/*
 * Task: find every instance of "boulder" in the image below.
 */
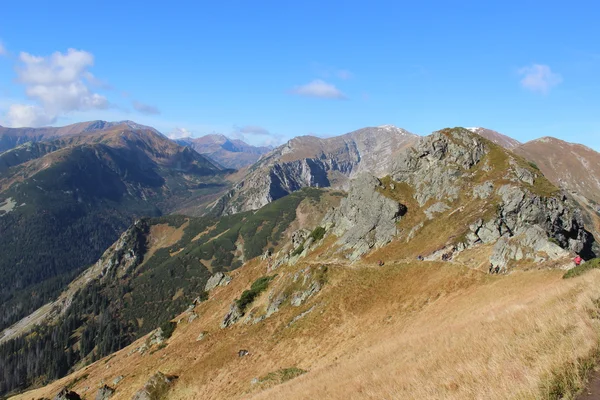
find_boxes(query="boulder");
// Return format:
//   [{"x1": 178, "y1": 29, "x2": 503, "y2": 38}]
[
  {"x1": 131, "y1": 372, "x2": 177, "y2": 400},
  {"x1": 204, "y1": 272, "x2": 232, "y2": 292},
  {"x1": 53, "y1": 388, "x2": 81, "y2": 400},
  {"x1": 221, "y1": 303, "x2": 243, "y2": 328},
  {"x1": 95, "y1": 385, "x2": 115, "y2": 400}
]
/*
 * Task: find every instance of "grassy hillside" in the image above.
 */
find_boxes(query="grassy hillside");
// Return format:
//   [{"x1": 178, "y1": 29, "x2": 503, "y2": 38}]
[
  {"x1": 13, "y1": 247, "x2": 600, "y2": 400},
  {"x1": 0, "y1": 188, "x2": 341, "y2": 397}
]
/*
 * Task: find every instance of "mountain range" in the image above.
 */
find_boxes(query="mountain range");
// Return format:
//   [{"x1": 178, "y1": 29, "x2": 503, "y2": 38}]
[
  {"x1": 0, "y1": 121, "x2": 231, "y2": 338},
  {"x1": 175, "y1": 134, "x2": 271, "y2": 169},
  {"x1": 1, "y1": 121, "x2": 600, "y2": 400}
]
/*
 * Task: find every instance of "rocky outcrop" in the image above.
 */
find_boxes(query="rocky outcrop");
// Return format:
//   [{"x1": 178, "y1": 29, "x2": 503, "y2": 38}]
[
  {"x1": 97, "y1": 219, "x2": 149, "y2": 279},
  {"x1": 325, "y1": 173, "x2": 406, "y2": 260},
  {"x1": 204, "y1": 272, "x2": 232, "y2": 291},
  {"x1": 221, "y1": 303, "x2": 243, "y2": 328},
  {"x1": 391, "y1": 128, "x2": 486, "y2": 206},
  {"x1": 212, "y1": 126, "x2": 417, "y2": 215},
  {"x1": 464, "y1": 185, "x2": 594, "y2": 267},
  {"x1": 95, "y1": 385, "x2": 115, "y2": 400},
  {"x1": 387, "y1": 128, "x2": 595, "y2": 267},
  {"x1": 132, "y1": 372, "x2": 177, "y2": 400},
  {"x1": 53, "y1": 388, "x2": 81, "y2": 400}
]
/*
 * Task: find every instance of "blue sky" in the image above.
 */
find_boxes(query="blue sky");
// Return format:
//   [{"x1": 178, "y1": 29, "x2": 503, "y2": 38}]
[{"x1": 0, "y1": 1, "x2": 599, "y2": 149}]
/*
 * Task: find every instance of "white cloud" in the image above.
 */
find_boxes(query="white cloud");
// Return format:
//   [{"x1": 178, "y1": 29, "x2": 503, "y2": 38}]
[
  {"x1": 518, "y1": 64, "x2": 562, "y2": 94},
  {"x1": 168, "y1": 127, "x2": 193, "y2": 139},
  {"x1": 6, "y1": 104, "x2": 55, "y2": 127},
  {"x1": 290, "y1": 79, "x2": 347, "y2": 99},
  {"x1": 235, "y1": 125, "x2": 270, "y2": 135},
  {"x1": 0, "y1": 41, "x2": 6, "y2": 56},
  {"x1": 6, "y1": 48, "x2": 109, "y2": 127},
  {"x1": 132, "y1": 100, "x2": 160, "y2": 115}
]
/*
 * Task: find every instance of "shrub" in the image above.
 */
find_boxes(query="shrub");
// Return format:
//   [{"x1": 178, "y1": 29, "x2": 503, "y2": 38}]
[
  {"x1": 563, "y1": 258, "x2": 600, "y2": 279},
  {"x1": 309, "y1": 226, "x2": 326, "y2": 242},
  {"x1": 528, "y1": 161, "x2": 540, "y2": 170},
  {"x1": 236, "y1": 276, "x2": 274, "y2": 313},
  {"x1": 291, "y1": 244, "x2": 304, "y2": 257},
  {"x1": 159, "y1": 320, "x2": 177, "y2": 339}
]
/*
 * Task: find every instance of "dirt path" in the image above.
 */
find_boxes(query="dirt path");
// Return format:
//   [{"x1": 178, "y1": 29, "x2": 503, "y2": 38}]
[{"x1": 578, "y1": 370, "x2": 600, "y2": 399}]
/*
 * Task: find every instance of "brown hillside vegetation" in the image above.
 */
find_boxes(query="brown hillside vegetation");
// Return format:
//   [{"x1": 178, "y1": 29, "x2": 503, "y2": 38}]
[
  {"x1": 14, "y1": 254, "x2": 600, "y2": 400},
  {"x1": 515, "y1": 137, "x2": 600, "y2": 204}
]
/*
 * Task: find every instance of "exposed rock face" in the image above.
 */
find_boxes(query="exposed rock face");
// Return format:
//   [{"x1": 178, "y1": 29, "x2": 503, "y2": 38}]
[
  {"x1": 326, "y1": 173, "x2": 406, "y2": 260},
  {"x1": 204, "y1": 272, "x2": 232, "y2": 292},
  {"x1": 95, "y1": 385, "x2": 115, "y2": 400},
  {"x1": 212, "y1": 126, "x2": 417, "y2": 215},
  {"x1": 465, "y1": 185, "x2": 594, "y2": 266},
  {"x1": 132, "y1": 372, "x2": 177, "y2": 400},
  {"x1": 388, "y1": 128, "x2": 595, "y2": 267},
  {"x1": 221, "y1": 303, "x2": 243, "y2": 328},
  {"x1": 97, "y1": 219, "x2": 149, "y2": 279},
  {"x1": 391, "y1": 128, "x2": 486, "y2": 206},
  {"x1": 53, "y1": 388, "x2": 81, "y2": 400}
]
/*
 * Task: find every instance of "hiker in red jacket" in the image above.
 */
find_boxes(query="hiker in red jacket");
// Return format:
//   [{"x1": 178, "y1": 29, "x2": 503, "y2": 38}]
[{"x1": 574, "y1": 255, "x2": 583, "y2": 266}]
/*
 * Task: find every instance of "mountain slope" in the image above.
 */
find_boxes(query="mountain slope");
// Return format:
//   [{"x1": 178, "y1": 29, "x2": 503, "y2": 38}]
[
  {"x1": 0, "y1": 120, "x2": 160, "y2": 153},
  {"x1": 11, "y1": 127, "x2": 600, "y2": 400},
  {"x1": 0, "y1": 188, "x2": 341, "y2": 396},
  {"x1": 0, "y1": 122, "x2": 232, "y2": 335},
  {"x1": 467, "y1": 127, "x2": 522, "y2": 149},
  {"x1": 514, "y1": 137, "x2": 600, "y2": 204},
  {"x1": 212, "y1": 125, "x2": 418, "y2": 215},
  {"x1": 176, "y1": 134, "x2": 272, "y2": 169}
]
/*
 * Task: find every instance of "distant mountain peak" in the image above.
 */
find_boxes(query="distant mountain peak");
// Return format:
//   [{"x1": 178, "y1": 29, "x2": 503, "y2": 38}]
[
  {"x1": 466, "y1": 127, "x2": 521, "y2": 150},
  {"x1": 175, "y1": 134, "x2": 271, "y2": 169}
]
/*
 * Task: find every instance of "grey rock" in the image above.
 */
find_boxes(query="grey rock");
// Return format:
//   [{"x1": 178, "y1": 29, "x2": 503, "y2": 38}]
[
  {"x1": 112, "y1": 376, "x2": 124, "y2": 386},
  {"x1": 131, "y1": 372, "x2": 177, "y2": 400},
  {"x1": 391, "y1": 128, "x2": 486, "y2": 206},
  {"x1": 204, "y1": 272, "x2": 232, "y2": 292},
  {"x1": 148, "y1": 328, "x2": 165, "y2": 347},
  {"x1": 187, "y1": 312, "x2": 198, "y2": 323},
  {"x1": 424, "y1": 202, "x2": 450, "y2": 220},
  {"x1": 53, "y1": 388, "x2": 81, "y2": 400},
  {"x1": 326, "y1": 173, "x2": 406, "y2": 260},
  {"x1": 95, "y1": 385, "x2": 115, "y2": 400},
  {"x1": 473, "y1": 181, "x2": 494, "y2": 199},
  {"x1": 221, "y1": 303, "x2": 243, "y2": 328},
  {"x1": 265, "y1": 292, "x2": 288, "y2": 317},
  {"x1": 196, "y1": 331, "x2": 208, "y2": 341},
  {"x1": 291, "y1": 281, "x2": 321, "y2": 307}
]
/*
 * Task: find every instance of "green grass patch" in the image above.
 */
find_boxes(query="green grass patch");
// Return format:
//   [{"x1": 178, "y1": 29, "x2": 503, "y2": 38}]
[
  {"x1": 258, "y1": 367, "x2": 307, "y2": 384},
  {"x1": 308, "y1": 226, "x2": 326, "y2": 242},
  {"x1": 236, "y1": 276, "x2": 274, "y2": 313},
  {"x1": 291, "y1": 244, "x2": 304, "y2": 256},
  {"x1": 563, "y1": 259, "x2": 600, "y2": 279}
]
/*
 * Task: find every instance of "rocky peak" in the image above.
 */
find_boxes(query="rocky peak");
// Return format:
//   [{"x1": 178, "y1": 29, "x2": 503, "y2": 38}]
[
  {"x1": 212, "y1": 125, "x2": 418, "y2": 215},
  {"x1": 322, "y1": 127, "x2": 595, "y2": 268}
]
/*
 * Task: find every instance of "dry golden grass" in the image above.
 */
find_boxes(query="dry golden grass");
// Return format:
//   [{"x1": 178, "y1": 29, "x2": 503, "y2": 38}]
[{"x1": 14, "y1": 257, "x2": 600, "y2": 400}]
